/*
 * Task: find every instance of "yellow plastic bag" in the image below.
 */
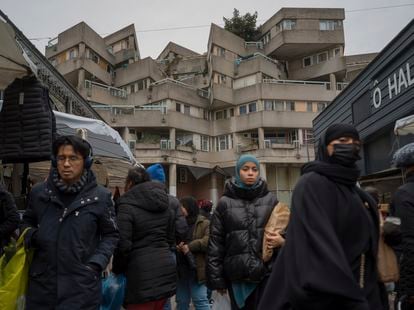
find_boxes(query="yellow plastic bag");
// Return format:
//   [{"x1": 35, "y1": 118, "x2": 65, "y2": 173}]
[{"x1": 0, "y1": 229, "x2": 34, "y2": 310}]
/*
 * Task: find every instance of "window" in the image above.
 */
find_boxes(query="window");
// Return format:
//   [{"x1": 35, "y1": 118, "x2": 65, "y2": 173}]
[
  {"x1": 130, "y1": 84, "x2": 135, "y2": 93},
  {"x1": 218, "y1": 135, "x2": 229, "y2": 151},
  {"x1": 303, "y1": 57, "x2": 312, "y2": 67},
  {"x1": 137, "y1": 79, "x2": 147, "y2": 90},
  {"x1": 69, "y1": 49, "x2": 77, "y2": 59},
  {"x1": 239, "y1": 105, "x2": 247, "y2": 115},
  {"x1": 229, "y1": 108, "x2": 234, "y2": 117},
  {"x1": 306, "y1": 102, "x2": 313, "y2": 112},
  {"x1": 203, "y1": 110, "x2": 209, "y2": 120},
  {"x1": 278, "y1": 19, "x2": 296, "y2": 31},
  {"x1": 320, "y1": 20, "x2": 342, "y2": 31},
  {"x1": 303, "y1": 129, "x2": 314, "y2": 144},
  {"x1": 286, "y1": 101, "x2": 295, "y2": 111},
  {"x1": 334, "y1": 47, "x2": 341, "y2": 57},
  {"x1": 275, "y1": 132, "x2": 287, "y2": 144},
  {"x1": 317, "y1": 52, "x2": 328, "y2": 63},
  {"x1": 128, "y1": 140, "x2": 136, "y2": 151},
  {"x1": 261, "y1": 32, "x2": 271, "y2": 45},
  {"x1": 264, "y1": 100, "x2": 274, "y2": 111},
  {"x1": 275, "y1": 101, "x2": 284, "y2": 111},
  {"x1": 248, "y1": 102, "x2": 257, "y2": 113},
  {"x1": 215, "y1": 110, "x2": 223, "y2": 120},
  {"x1": 184, "y1": 105, "x2": 190, "y2": 115},
  {"x1": 176, "y1": 103, "x2": 181, "y2": 112},
  {"x1": 317, "y1": 102, "x2": 327, "y2": 112},
  {"x1": 129, "y1": 128, "x2": 136, "y2": 135},
  {"x1": 178, "y1": 168, "x2": 188, "y2": 183},
  {"x1": 201, "y1": 135, "x2": 209, "y2": 151},
  {"x1": 217, "y1": 46, "x2": 226, "y2": 56}
]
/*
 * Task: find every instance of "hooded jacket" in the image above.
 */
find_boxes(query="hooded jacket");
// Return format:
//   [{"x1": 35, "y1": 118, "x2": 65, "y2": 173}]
[
  {"x1": 206, "y1": 178, "x2": 278, "y2": 289},
  {"x1": 22, "y1": 169, "x2": 119, "y2": 310},
  {"x1": 116, "y1": 181, "x2": 176, "y2": 304}
]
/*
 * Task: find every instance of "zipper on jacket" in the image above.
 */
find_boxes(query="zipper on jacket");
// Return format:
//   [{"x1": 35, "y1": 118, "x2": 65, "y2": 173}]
[{"x1": 359, "y1": 253, "x2": 366, "y2": 288}]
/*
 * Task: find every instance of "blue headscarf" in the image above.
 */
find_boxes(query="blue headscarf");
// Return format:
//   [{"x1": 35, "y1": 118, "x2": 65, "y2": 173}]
[{"x1": 235, "y1": 154, "x2": 260, "y2": 189}]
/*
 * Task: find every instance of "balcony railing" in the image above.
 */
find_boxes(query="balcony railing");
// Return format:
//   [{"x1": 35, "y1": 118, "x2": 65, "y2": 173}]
[
  {"x1": 150, "y1": 78, "x2": 209, "y2": 98},
  {"x1": 263, "y1": 78, "x2": 331, "y2": 90},
  {"x1": 85, "y1": 80, "x2": 127, "y2": 99}
]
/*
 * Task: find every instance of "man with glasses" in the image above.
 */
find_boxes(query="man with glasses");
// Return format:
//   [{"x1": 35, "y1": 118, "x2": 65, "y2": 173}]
[{"x1": 23, "y1": 135, "x2": 119, "y2": 309}]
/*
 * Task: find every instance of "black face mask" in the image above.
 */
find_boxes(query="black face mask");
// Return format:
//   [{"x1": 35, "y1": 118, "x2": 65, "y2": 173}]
[{"x1": 330, "y1": 143, "x2": 361, "y2": 167}]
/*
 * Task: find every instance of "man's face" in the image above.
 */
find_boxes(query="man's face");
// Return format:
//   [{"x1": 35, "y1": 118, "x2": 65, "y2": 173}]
[
  {"x1": 56, "y1": 145, "x2": 85, "y2": 185},
  {"x1": 327, "y1": 137, "x2": 361, "y2": 156}
]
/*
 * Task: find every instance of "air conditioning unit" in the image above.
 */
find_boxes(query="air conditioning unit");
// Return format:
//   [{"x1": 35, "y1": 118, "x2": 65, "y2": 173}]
[
  {"x1": 264, "y1": 139, "x2": 271, "y2": 149},
  {"x1": 160, "y1": 139, "x2": 171, "y2": 150}
]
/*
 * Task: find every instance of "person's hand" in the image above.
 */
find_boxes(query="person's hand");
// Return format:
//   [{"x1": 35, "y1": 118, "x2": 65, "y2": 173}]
[
  {"x1": 176, "y1": 241, "x2": 184, "y2": 252},
  {"x1": 181, "y1": 244, "x2": 190, "y2": 255},
  {"x1": 265, "y1": 230, "x2": 285, "y2": 249},
  {"x1": 217, "y1": 288, "x2": 227, "y2": 295}
]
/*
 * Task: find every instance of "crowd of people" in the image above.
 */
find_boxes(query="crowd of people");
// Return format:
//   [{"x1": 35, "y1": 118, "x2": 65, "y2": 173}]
[{"x1": 0, "y1": 124, "x2": 413, "y2": 309}]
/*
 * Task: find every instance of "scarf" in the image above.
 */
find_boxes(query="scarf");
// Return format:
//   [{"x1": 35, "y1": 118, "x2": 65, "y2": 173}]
[{"x1": 51, "y1": 168, "x2": 88, "y2": 194}]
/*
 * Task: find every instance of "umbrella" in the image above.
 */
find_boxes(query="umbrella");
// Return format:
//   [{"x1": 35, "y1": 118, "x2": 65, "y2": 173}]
[{"x1": 54, "y1": 110, "x2": 138, "y2": 166}]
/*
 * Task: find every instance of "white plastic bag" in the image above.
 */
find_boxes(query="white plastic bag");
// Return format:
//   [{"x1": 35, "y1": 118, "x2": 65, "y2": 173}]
[{"x1": 211, "y1": 291, "x2": 231, "y2": 310}]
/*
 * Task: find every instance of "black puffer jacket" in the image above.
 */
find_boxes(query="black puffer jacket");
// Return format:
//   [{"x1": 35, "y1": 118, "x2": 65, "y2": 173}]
[
  {"x1": 206, "y1": 178, "x2": 278, "y2": 289},
  {"x1": 117, "y1": 181, "x2": 176, "y2": 304},
  {"x1": 392, "y1": 174, "x2": 414, "y2": 297}
]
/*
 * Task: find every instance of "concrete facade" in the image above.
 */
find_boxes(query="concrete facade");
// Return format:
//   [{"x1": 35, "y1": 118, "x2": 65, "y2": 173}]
[{"x1": 47, "y1": 7, "x2": 377, "y2": 203}]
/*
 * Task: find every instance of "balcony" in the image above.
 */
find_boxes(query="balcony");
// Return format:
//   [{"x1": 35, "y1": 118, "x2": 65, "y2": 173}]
[
  {"x1": 264, "y1": 29, "x2": 344, "y2": 60},
  {"x1": 289, "y1": 56, "x2": 346, "y2": 80},
  {"x1": 211, "y1": 84, "x2": 233, "y2": 107},
  {"x1": 232, "y1": 80, "x2": 337, "y2": 104}
]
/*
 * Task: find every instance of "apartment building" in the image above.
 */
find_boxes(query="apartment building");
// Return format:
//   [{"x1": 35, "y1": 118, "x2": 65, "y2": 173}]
[{"x1": 45, "y1": 7, "x2": 376, "y2": 204}]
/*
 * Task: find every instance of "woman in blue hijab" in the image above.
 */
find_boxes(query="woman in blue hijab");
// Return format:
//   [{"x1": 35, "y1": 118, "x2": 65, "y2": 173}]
[{"x1": 206, "y1": 154, "x2": 283, "y2": 309}]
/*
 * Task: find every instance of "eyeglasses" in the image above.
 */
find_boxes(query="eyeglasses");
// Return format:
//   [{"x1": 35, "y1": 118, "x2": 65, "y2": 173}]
[{"x1": 56, "y1": 155, "x2": 82, "y2": 164}]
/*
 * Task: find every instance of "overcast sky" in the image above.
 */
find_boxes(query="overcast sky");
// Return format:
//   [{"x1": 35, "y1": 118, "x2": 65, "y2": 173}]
[{"x1": 1, "y1": 0, "x2": 413, "y2": 58}]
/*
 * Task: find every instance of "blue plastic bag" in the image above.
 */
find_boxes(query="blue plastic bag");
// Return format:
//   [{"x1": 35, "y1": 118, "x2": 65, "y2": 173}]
[{"x1": 100, "y1": 273, "x2": 126, "y2": 310}]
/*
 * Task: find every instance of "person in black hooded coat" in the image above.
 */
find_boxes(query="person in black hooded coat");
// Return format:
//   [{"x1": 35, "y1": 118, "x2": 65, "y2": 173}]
[
  {"x1": 116, "y1": 166, "x2": 176, "y2": 309},
  {"x1": 258, "y1": 123, "x2": 383, "y2": 310}
]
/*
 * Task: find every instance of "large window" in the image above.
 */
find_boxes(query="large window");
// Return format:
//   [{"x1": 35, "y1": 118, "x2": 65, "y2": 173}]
[
  {"x1": 319, "y1": 20, "x2": 342, "y2": 31},
  {"x1": 216, "y1": 135, "x2": 230, "y2": 151},
  {"x1": 184, "y1": 105, "x2": 190, "y2": 115},
  {"x1": 278, "y1": 19, "x2": 296, "y2": 31},
  {"x1": 248, "y1": 102, "x2": 257, "y2": 113},
  {"x1": 264, "y1": 100, "x2": 274, "y2": 111},
  {"x1": 176, "y1": 103, "x2": 181, "y2": 112},
  {"x1": 261, "y1": 32, "x2": 271, "y2": 45},
  {"x1": 286, "y1": 101, "x2": 295, "y2": 112},
  {"x1": 239, "y1": 105, "x2": 247, "y2": 115},
  {"x1": 201, "y1": 135, "x2": 209, "y2": 151}
]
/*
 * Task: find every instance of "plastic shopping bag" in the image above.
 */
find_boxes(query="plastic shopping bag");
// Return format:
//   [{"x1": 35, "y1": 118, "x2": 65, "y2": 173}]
[
  {"x1": 211, "y1": 291, "x2": 231, "y2": 310},
  {"x1": 100, "y1": 273, "x2": 126, "y2": 310},
  {"x1": 0, "y1": 229, "x2": 34, "y2": 310}
]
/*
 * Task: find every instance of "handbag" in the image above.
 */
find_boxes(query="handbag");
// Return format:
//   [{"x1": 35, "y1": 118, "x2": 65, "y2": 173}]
[
  {"x1": 262, "y1": 202, "x2": 290, "y2": 262},
  {"x1": 377, "y1": 211, "x2": 400, "y2": 283},
  {"x1": 0, "y1": 228, "x2": 34, "y2": 310}
]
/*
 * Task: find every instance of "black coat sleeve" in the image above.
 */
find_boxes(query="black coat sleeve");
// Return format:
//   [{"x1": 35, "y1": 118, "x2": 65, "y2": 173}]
[
  {"x1": 170, "y1": 196, "x2": 188, "y2": 243},
  {"x1": 392, "y1": 187, "x2": 414, "y2": 296},
  {"x1": 0, "y1": 190, "x2": 20, "y2": 239},
  {"x1": 87, "y1": 192, "x2": 119, "y2": 270},
  {"x1": 206, "y1": 199, "x2": 227, "y2": 290}
]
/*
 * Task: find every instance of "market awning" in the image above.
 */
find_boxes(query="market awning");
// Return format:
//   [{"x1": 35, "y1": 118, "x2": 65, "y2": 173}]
[
  {"x1": 394, "y1": 114, "x2": 414, "y2": 136},
  {"x1": 0, "y1": 17, "x2": 33, "y2": 89}
]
